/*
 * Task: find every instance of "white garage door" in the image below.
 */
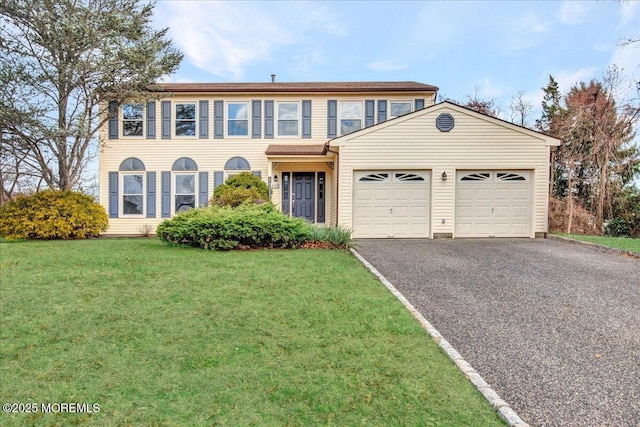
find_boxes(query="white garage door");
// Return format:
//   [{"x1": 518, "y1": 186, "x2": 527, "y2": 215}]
[
  {"x1": 455, "y1": 171, "x2": 532, "y2": 238},
  {"x1": 353, "y1": 171, "x2": 430, "y2": 238}
]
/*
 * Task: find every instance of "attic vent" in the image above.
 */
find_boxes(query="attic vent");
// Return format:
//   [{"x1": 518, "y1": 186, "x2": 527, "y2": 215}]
[{"x1": 436, "y1": 113, "x2": 455, "y2": 132}]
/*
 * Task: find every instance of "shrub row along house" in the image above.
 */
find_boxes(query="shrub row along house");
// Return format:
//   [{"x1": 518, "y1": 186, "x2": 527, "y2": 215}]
[{"x1": 100, "y1": 80, "x2": 560, "y2": 238}]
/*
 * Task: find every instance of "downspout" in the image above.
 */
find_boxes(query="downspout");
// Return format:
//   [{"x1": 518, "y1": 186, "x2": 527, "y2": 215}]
[{"x1": 325, "y1": 141, "x2": 339, "y2": 225}]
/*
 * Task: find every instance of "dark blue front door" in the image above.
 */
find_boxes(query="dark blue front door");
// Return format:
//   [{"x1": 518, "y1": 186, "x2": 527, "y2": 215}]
[{"x1": 292, "y1": 172, "x2": 314, "y2": 221}]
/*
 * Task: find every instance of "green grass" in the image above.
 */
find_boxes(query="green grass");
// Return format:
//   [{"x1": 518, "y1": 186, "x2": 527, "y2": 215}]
[
  {"x1": 552, "y1": 233, "x2": 640, "y2": 254},
  {"x1": 0, "y1": 239, "x2": 505, "y2": 426}
]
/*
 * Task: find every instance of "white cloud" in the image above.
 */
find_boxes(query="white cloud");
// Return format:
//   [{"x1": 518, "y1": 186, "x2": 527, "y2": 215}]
[
  {"x1": 153, "y1": 1, "x2": 347, "y2": 81},
  {"x1": 593, "y1": 43, "x2": 610, "y2": 52},
  {"x1": 558, "y1": 1, "x2": 591, "y2": 25},
  {"x1": 618, "y1": 1, "x2": 638, "y2": 28},
  {"x1": 501, "y1": 10, "x2": 550, "y2": 53},
  {"x1": 610, "y1": 44, "x2": 640, "y2": 101},
  {"x1": 474, "y1": 78, "x2": 509, "y2": 99},
  {"x1": 555, "y1": 67, "x2": 599, "y2": 92},
  {"x1": 289, "y1": 49, "x2": 327, "y2": 74},
  {"x1": 367, "y1": 60, "x2": 409, "y2": 72}
]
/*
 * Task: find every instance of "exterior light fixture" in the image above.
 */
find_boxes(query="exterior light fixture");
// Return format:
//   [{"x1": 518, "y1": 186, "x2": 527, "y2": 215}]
[
  {"x1": 273, "y1": 175, "x2": 278, "y2": 183},
  {"x1": 442, "y1": 171, "x2": 447, "y2": 181}
]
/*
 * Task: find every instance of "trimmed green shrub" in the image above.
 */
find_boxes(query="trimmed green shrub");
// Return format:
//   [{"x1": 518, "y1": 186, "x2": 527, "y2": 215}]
[
  {"x1": 212, "y1": 172, "x2": 268, "y2": 207},
  {"x1": 212, "y1": 186, "x2": 264, "y2": 208},
  {"x1": 156, "y1": 203, "x2": 312, "y2": 250},
  {"x1": 0, "y1": 190, "x2": 108, "y2": 240}
]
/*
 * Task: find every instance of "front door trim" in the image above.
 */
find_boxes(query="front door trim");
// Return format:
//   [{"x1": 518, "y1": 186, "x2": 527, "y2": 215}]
[{"x1": 281, "y1": 171, "x2": 325, "y2": 223}]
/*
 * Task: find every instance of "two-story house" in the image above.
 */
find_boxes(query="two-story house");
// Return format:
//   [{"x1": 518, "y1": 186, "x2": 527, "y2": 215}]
[{"x1": 99, "y1": 80, "x2": 560, "y2": 238}]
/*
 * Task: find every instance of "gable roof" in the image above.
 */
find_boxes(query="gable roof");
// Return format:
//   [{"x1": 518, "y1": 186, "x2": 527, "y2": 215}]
[
  {"x1": 154, "y1": 81, "x2": 438, "y2": 94},
  {"x1": 329, "y1": 101, "x2": 561, "y2": 147}
]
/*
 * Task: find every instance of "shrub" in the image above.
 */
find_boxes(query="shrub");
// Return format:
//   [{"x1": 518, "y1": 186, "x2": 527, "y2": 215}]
[
  {"x1": 308, "y1": 225, "x2": 353, "y2": 249},
  {"x1": 212, "y1": 186, "x2": 264, "y2": 208},
  {"x1": 212, "y1": 172, "x2": 268, "y2": 207},
  {"x1": 0, "y1": 190, "x2": 108, "y2": 240},
  {"x1": 603, "y1": 218, "x2": 631, "y2": 237},
  {"x1": 156, "y1": 203, "x2": 312, "y2": 250}
]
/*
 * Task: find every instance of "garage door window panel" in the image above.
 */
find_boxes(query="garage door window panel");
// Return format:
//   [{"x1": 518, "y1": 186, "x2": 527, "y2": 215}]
[
  {"x1": 395, "y1": 172, "x2": 425, "y2": 181},
  {"x1": 497, "y1": 172, "x2": 527, "y2": 181},
  {"x1": 358, "y1": 173, "x2": 389, "y2": 182},
  {"x1": 460, "y1": 172, "x2": 490, "y2": 182}
]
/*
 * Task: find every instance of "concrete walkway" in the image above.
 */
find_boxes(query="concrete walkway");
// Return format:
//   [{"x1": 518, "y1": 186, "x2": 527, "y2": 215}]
[{"x1": 354, "y1": 238, "x2": 640, "y2": 427}]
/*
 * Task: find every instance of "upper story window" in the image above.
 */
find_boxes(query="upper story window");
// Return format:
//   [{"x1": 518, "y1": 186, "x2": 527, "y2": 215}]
[
  {"x1": 122, "y1": 104, "x2": 143, "y2": 136},
  {"x1": 175, "y1": 103, "x2": 196, "y2": 136},
  {"x1": 227, "y1": 102, "x2": 249, "y2": 136},
  {"x1": 278, "y1": 102, "x2": 299, "y2": 136},
  {"x1": 340, "y1": 101, "x2": 362, "y2": 135},
  {"x1": 389, "y1": 101, "x2": 412, "y2": 118}
]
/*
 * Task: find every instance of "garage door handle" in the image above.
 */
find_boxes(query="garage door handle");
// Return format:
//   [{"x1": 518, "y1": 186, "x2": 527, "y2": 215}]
[{"x1": 390, "y1": 207, "x2": 393, "y2": 214}]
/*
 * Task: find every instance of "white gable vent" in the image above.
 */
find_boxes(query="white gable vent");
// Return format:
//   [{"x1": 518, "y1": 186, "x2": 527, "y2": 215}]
[{"x1": 436, "y1": 113, "x2": 455, "y2": 132}]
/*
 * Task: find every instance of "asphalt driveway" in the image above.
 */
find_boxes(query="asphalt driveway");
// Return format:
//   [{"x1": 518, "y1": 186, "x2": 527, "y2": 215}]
[{"x1": 354, "y1": 238, "x2": 640, "y2": 427}]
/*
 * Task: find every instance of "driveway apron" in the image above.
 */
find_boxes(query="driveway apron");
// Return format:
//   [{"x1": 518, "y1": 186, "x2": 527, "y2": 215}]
[{"x1": 354, "y1": 238, "x2": 640, "y2": 427}]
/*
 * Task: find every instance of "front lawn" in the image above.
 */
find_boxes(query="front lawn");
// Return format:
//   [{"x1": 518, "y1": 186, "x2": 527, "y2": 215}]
[
  {"x1": 552, "y1": 233, "x2": 640, "y2": 254},
  {"x1": 0, "y1": 239, "x2": 504, "y2": 426}
]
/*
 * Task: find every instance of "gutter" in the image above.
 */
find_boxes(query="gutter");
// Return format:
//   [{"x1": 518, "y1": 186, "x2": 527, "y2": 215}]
[{"x1": 325, "y1": 140, "x2": 340, "y2": 225}]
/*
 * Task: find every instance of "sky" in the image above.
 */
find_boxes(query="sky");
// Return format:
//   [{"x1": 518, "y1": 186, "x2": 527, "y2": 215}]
[{"x1": 151, "y1": 0, "x2": 640, "y2": 124}]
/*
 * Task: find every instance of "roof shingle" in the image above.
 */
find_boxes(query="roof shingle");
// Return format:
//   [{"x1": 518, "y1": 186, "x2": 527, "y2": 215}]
[{"x1": 154, "y1": 81, "x2": 438, "y2": 93}]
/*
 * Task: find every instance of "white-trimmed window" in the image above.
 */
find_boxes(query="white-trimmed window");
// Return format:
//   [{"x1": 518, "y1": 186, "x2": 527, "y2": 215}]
[
  {"x1": 227, "y1": 102, "x2": 249, "y2": 136},
  {"x1": 122, "y1": 174, "x2": 144, "y2": 215},
  {"x1": 389, "y1": 101, "x2": 412, "y2": 119},
  {"x1": 175, "y1": 173, "x2": 196, "y2": 213},
  {"x1": 277, "y1": 102, "x2": 299, "y2": 136},
  {"x1": 118, "y1": 157, "x2": 146, "y2": 216},
  {"x1": 122, "y1": 104, "x2": 144, "y2": 136},
  {"x1": 340, "y1": 101, "x2": 362, "y2": 135},
  {"x1": 175, "y1": 103, "x2": 196, "y2": 136}
]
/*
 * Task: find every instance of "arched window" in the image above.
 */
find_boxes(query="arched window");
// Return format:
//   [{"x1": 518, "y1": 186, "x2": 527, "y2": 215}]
[
  {"x1": 172, "y1": 157, "x2": 198, "y2": 171},
  {"x1": 119, "y1": 157, "x2": 145, "y2": 171},
  {"x1": 172, "y1": 157, "x2": 198, "y2": 213},
  {"x1": 119, "y1": 157, "x2": 145, "y2": 215},
  {"x1": 224, "y1": 156, "x2": 250, "y2": 171}
]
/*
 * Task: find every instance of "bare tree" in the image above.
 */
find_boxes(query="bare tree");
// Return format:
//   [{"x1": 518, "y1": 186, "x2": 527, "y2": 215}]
[
  {"x1": 441, "y1": 87, "x2": 501, "y2": 118},
  {"x1": 0, "y1": 0, "x2": 183, "y2": 193},
  {"x1": 509, "y1": 91, "x2": 534, "y2": 128}
]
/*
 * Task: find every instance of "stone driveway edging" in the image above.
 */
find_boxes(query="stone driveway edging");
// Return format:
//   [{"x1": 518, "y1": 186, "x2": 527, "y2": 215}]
[
  {"x1": 350, "y1": 248, "x2": 529, "y2": 427},
  {"x1": 547, "y1": 234, "x2": 640, "y2": 259}
]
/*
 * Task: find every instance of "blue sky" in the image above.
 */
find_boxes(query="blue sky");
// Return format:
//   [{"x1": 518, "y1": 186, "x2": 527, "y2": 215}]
[{"x1": 152, "y1": 0, "x2": 639, "y2": 124}]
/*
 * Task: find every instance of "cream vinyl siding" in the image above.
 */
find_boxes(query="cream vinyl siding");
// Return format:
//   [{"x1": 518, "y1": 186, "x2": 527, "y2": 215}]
[
  {"x1": 332, "y1": 103, "x2": 559, "y2": 238},
  {"x1": 100, "y1": 91, "x2": 436, "y2": 235}
]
